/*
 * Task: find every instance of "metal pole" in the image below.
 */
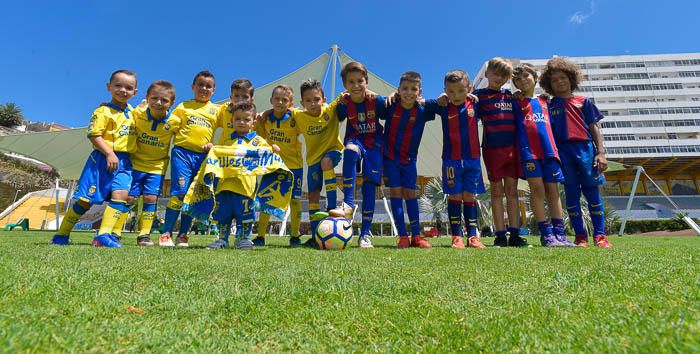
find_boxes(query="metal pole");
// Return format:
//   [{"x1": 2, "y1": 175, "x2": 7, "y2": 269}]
[
  {"x1": 55, "y1": 179, "x2": 60, "y2": 231},
  {"x1": 618, "y1": 166, "x2": 643, "y2": 236},
  {"x1": 330, "y1": 44, "x2": 339, "y2": 97},
  {"x1": 6, "y1": 189, "x2": 21, "y2": 225}
]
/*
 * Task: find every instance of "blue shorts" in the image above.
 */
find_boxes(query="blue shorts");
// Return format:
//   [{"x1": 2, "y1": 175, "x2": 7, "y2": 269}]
[
  {"x1": 522, "y1": 158, "x2": 564, "y2": 183},
  {"x1": 170, "y1": 146, "x2": 207, "y2": 196},
  {"x1": 74, "y1": 150, "x2": 132, "y2": 204},
  {"x1": 129, "y1": 170, "x2": 165, "y2": 196},
  {"x1": 307, "y1": 150, "x2": 342, "y2": 192},
  {"x1": 558, "y1": 142, "x2": 606, "y2": 187},
  {"x1": 384, "y1": 158, "x2": 417, "y2": 189},
  {"x1": 442, "y1": 158, "x2": 486, "y2": 195},
  {"x1": 346, "y1": 139, "x2": 382, "y2": 185},
  {"x1": 291, "y1": 168, "x2": 303, "y2": 199},
  {"x1": 212, "y1": 191, "x2": 254, "y2": 225}
]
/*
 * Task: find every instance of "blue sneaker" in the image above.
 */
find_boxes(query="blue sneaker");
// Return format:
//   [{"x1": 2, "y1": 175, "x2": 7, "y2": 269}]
[
  {"x1": 303, "y1": 237, "x2": 319, "y2": 249},
  {"x1": 206, "y1": 238, "x2": 229, "y2": 250},
  {"x1": 236, "y1": 238, "x2": 254, "y2": 250},
  {"x1": 93, "y1": 233, "x2": 123, "y2": 248},
  {"x1": 110, "y1": 233, "x2": 121, "y2": 243},
  {"x1": 252, "y1": 236, "x2": 266, "y2": 246},
  {"x1": 555, "y1": 234, "x2": 577, "y2": 247},
  {"x1": 289, "y1": 236, "x2": 302, "y2": 248},
  {"x1": 540, "y1": 234, "x2": 565, "y2": 247},
  {"x1": 51, "y1": 235, "x2": 70, "y2": 245}
]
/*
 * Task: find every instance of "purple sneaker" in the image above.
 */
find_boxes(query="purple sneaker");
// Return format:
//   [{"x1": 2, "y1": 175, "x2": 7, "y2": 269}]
[
  {"x1": 540, "y1": 234, "x2": 565, "y2": 247},
  {"x1": 555, "y1": 234, "x2": 577, "y2": 247}
]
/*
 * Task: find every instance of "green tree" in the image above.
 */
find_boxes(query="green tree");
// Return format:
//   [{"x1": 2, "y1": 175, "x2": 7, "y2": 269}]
[{"x1": 0, "y1": 103, "x2": 24, "y2": 128}]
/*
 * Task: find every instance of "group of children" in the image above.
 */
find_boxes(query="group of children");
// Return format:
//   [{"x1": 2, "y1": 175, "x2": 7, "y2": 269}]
[{"x1": 50, "y1": 55, "x2": 612, "y2": 250}]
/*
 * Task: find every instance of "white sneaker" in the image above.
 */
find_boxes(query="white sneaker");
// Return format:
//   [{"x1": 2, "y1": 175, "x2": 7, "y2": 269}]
[
  {"x1": 159, "y1": 233, "x2": 175, "y2": 247},
  {"x1": 342, "y1": 202, "x2": 357, "y2": 221},
  {"x1": 358, "y1": 235, "x2": 374, "y2": 248}
]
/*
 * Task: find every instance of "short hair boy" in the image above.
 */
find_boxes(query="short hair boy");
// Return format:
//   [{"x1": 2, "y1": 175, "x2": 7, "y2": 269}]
[
  {"x1": 292, "y1": 79, "x2": 344, "y2": 247},
  {"x1": 336, "y1": 61, "x2": 388, "y2": 248},
  {"x1": 161, "y1": 70, "x2": 219, "y2": 247},
  {"x1": 512, "y1": 64, "x2": 572, "y2": 247},
  {"x1": 383, "y1": 71, "x2": 435, "y2": 248},
  {"x1": 217, "y1": 78, "x2": 255, "y2": 145},
  {"x1": 253, "y1": 85, "x2": 304, "y2": 247},
  {"x1": 540, "y1": 57, "x2": 612, "y2": 248},
  {"x1": 423, "y1": 70, "x2": 486, "y2": 249},
  {"x1": 206, "y1": 102, "x2": 278, "y2": 250},
  {"x1": 471, "y1": 57, "x2": 526, "y2": 247},
  {"x1": 127, "y1": 80, "x2": 181, "y2": 246},
  {"x1": 51, "y1": 70, "x2": 138, "y2": 247}
]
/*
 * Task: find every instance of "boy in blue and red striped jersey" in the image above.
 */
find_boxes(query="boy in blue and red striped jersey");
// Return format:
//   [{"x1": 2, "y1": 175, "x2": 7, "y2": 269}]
[
  {"x1": 540, "y1": 57, "x2": 612, "y2": 248},
  {"x1": 425, "y1": 70, "x2": 486, "y2": 249},
  {"x1": 512, "y1": 64, "x2": 573, "y2": 247},
  {"x1": 336, "y1": 61, "x2": 387, "y2": 249},
  {"x1": 472, "y1": 57, "x2": 526, "y2": 247},
  {"x1": 383, "y1": 71, "x2": 435, "y2": 249}
]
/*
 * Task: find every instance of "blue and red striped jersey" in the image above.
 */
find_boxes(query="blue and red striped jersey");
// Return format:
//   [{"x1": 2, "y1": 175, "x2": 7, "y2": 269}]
[
  {"x1": 548, "y1": 96, "x2": 603, "y2": 143},
  {"x1": 337, "y1": 96, "x2": 387, "y2": 149},
  {"x1": 514, "y1": 97, "x2": 559, "y2": 161},
  {"x1": 383, "y1": 102, "x2": 436, "y2": 163},
  {"x1": 473, "y1": 88, "x2": 516, "y2": 148},
  {"x1": 425, "y1": 99, "x2": 480, "y2": 160}
]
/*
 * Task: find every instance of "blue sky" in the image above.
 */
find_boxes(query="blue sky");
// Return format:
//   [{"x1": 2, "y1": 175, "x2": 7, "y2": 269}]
[{"x1": 1, "y1": 0, "x2": 698, "y2": 127}]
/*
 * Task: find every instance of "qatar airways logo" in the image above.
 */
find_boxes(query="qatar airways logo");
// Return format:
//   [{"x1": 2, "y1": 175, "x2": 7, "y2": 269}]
[
  {"x1": 494, "y1": 102, "x2": 512, "y2": 111},
  {"x1": 525, "y1": 112, "x2": 548, "y2": 123}
]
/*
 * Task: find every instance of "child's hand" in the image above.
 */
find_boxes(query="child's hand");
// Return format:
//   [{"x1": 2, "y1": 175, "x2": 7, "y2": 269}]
[
  {"x1": 202, "y1": 143, "x2": 214, "y2": 152},
  {"x1": 137, "y1": 99, "x2": 148, "y2": 109},
  {"x1": 271, "y1": 144, "x2": 280, "y2": 153},
  {"x1": 386, "y1": 92, "x2": 399, "y2": 105},
  {"x1": 417, "y1": 96, "x2": 426, "y2": 105},
  {"x1": 106, "y1": 152, "x2": 119, "y2": 173},
  {"x1": 436, "y1": 93, "x2": 449, "y2": 107},
  {"x1": 340, "y1": 93, "x2": 351, "y2": 105},
  {"x1": 365, "y1": 89, "x2": 378, "y2": 101},
  {"x1": 595, "y1": 153, "x2": 608, "y2": 172},
  {"x1": 466, "y1": 93, "x2": 479, "y2": 103},
  {"x1": 538, "y1": 93, "x2": 551, "y2": 103},
  {"x1": 512, "y1": 91, "x2": 525, "y2": 100}
]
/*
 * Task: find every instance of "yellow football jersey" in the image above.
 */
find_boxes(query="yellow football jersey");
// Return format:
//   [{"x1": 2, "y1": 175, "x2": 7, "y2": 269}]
[
  {"x1": 294, "y1": 99, "x2": 343, "y2": 165},
  {"x1": 215, "y1": 131, "x2": 260, "y2": 197},
  {"x1": 255, "y1": 110, "x2": 303, "y2": 169},
  {"x1": 86, "y1": 103, "x2": 137, "y2": 153},
  {"x1": 215, "y1": 102, "x2": 236, "y2": 146},
  {"x1": 171, "y1": 100, "x2": 219, "y2": 153},
  {"x1": 130, "y1": 108, "x2": 181, "y2": 175}
]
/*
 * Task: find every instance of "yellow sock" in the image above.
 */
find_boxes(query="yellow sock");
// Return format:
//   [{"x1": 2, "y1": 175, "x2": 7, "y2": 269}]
[
  {"x1": 139, "y1": 211, "x2": 155, "y2": 236},
  {"x1": 257, "y1": 212, "x2": 271, "y2": 238},
  {"x1": 113, "y1": 211, "x2": 129, "y2": 236},
  {"x1": 290, "y1": 199, "x2": 301, "y2": 237},
  {"x1": 98, "y1": 200, "x2": 127, "y2": 235},
  {"x1": 57, "y1": 202, "x2": 89, "y2": 236}
]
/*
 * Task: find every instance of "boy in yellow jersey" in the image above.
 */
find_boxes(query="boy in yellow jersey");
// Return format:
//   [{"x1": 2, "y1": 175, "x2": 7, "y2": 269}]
[
  {"x1": 127, "y1": 81, "x2": 180, "y2": 246},
  {"x1": 51, "y1": 70, "x2": 138, "y2": 247},
  {"x1": 293, "y1": 80, "x2": 344, "y2": 248},
  {"x1": 206, "y1": 102, "x2": 280, "y2": 250},
  {"x1": 217, "y1": 79, "x2": 254, "y2": 145},
  {"x1": 253, "y1": 85, "x2": 304, "y2": 247},
  {"x1": 161, "y1": 71, "x2": 219, "y2": 247}
]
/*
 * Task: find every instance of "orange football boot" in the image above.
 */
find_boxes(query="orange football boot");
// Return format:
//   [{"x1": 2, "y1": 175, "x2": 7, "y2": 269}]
[
  {"x1": 411, "y1": 236, "x2": 432, "y2": 248},
  {"x1": 451, "y1": 236, "x2": 465, "y2": 249},
  {"x1": 594, "y1": 235, "x2": 613, "y2": 249},
  {"x1": 574, "y1": 235, "x2": 589, "y2": 247},
  {"x1": 397, "y1": 236, "x2": 410, "y2": 249}
]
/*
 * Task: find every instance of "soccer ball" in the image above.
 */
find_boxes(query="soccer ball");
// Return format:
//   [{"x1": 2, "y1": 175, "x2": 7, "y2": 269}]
[{"x1": 315, "y1": 217, "x2": 354, "y2": 250}]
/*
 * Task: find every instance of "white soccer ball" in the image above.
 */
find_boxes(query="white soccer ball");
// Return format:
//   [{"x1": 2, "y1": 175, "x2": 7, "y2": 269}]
[{"x1": 315, "y1": 217, "x2": 354, "y2": 250}]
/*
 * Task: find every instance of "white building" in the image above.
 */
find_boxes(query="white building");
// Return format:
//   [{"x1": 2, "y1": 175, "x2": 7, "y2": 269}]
[{"x1": 474, "y1": 53, "x2": 700, "y2": 197}]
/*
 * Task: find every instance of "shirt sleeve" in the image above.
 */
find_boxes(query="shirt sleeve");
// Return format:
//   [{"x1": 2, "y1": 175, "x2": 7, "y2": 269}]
[
  {"x1": 513, "y1": 101, "x2": 528, "y2": 155},
  {"x1": 583, "y1": 97, "x2": 604, "y2": 125},
  {"x1": 86, "y1": 108, "x2": 107, "y2": 138}
]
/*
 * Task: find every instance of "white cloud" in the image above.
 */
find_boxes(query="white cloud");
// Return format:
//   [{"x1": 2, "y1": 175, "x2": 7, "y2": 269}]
[{"x1": 569, "y1": 0, "x2": 596, "y2": 24}]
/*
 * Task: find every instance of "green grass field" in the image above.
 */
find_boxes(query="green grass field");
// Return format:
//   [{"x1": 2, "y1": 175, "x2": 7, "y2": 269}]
[{"x1": 1, "y1": 231, "x2": 698, "y2": 352}]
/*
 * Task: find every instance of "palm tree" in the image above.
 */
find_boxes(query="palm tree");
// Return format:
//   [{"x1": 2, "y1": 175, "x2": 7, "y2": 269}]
[{"x1": 0, "y1": 103, "x2": 24, "y2": 128}]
